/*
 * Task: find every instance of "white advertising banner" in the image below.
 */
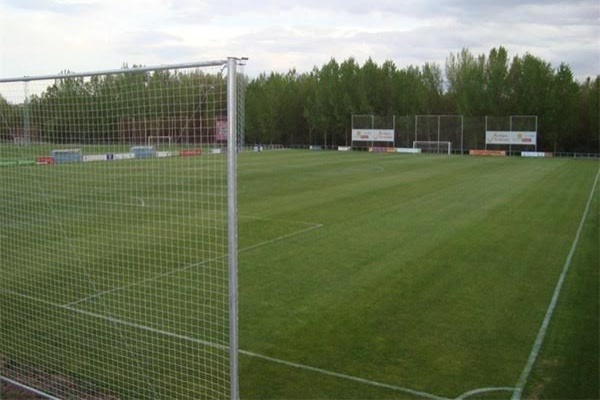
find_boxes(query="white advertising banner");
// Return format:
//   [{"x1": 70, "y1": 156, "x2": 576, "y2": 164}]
[
  {"x1": 352, "y1": 129, "x2": 395, "y2": 142},
  {"x1": 83, "y1": 154, "x2": 109, "y2": 162},
  {"x1": 486, "y1": 131, "x2": 537, "y2": 145}
]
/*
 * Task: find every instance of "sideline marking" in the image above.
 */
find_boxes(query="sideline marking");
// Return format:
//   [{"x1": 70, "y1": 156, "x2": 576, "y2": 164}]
[
  {"x1": 5, "y1": 288, "x2": 544, "y2": 399},
  {"x1": 240, "y1": 350, "x2": 447, "y2": 400},
  {"x1": 238, "y1": 215, "x2": 322, "y2": 253},
  {"x1": 1, "y1": 289, "x2": 447, "y2": 400},
  {"x1": 455, "y1": 386, "x2": 515, "y2": 399},
  {"x1": 0, "y1": 376, "x2": 62, "y2": 400},
  {"x1": 512, "y1": 167, "x2": 600, "y2": 400}
]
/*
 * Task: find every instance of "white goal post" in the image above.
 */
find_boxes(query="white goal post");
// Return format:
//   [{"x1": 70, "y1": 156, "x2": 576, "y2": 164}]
[
  {"x1": 413, "y1": 140, "x2": 452, "y2": 155},
  {"x1": 146, "y1": 135, "x2": 173, "y2": 146}
]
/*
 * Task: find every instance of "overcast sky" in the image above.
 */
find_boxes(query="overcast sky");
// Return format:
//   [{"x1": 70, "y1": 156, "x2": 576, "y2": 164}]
[{"x1": 0, "y1": 0, "x2": 598, "y2": 82}]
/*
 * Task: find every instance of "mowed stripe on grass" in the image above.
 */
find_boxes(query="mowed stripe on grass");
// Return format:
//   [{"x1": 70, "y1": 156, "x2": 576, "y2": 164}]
[
  {"x1": 1, "y1": 149, "x2": 597, "y2": 399},
  {"x1": 237, "y1": 151, "x2": 598, "y2": 398}
]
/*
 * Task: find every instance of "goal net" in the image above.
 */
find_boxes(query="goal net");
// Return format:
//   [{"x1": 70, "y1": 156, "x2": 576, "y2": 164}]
[
  {"x1": 351, "y1": 114, "x2": 396, "y2": 149},
  {"x1": 0, "y1": 59, "x2": 243, "y2": 399},
  {"x1": 415, "y1": 115, "x2": 463, "y2": 154},
  {"x1": 485, "y1": 115, "x2": 538, "y2": 154},
  {"x1": 413, "y1": 140, "x2": 452, "y2": 155}
]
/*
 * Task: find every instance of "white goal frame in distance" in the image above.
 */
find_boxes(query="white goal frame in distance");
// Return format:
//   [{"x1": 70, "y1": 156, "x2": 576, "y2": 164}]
[
  {"x1": 414, "y1": 115, "x2": 464, "y2": 154},
  {"x1": 146, "y1": 135, "x2": 173, "y2": 146},
  {"x1": 413, "y1": 140, "x2": 452, "y2": 155}
]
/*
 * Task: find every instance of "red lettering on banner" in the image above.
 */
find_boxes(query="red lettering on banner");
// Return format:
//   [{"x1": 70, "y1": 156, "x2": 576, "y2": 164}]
[
  {"x1": 179, "y1": 149, "x2": 202, "y2": 157},
  {"x1": 36, "y1": 156, "x2": 55, "y2": 165},
  {"x1": 469, "y1": 150, "x2": 507, "y2": 157}
]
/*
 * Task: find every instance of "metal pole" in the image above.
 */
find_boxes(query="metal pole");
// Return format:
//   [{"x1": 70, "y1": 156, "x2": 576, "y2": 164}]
[
  {"x1": 414, "y1": 115, "x2": 418, "y2": 146},
  {"x1": 485, "y1": 116, "x2": 488, "y2": 150},
  {"x1": 437, "y1": 115, "x2": 441, "y2": 154},
  {"x1": 0, "y1": 60, "x2": 229, "y2": 83},
  {"x1": 460, "y1": 115, "x2": 464, "y2": 155},
  {"x1": 393, "y1": 114, "x2": 396, "y2": 148},
  {"x1": 535, "y1": 115, "x2": 538, "y2": 152},
  {"x1": 226, "y1": 57, "x2": 239, "y2": 400},
  {"x1": 23, "y1": 82, "x2": 30, "y2": 145},
  {"x1": 509, "y1": 115, "x2": 513, "y2": 156}
]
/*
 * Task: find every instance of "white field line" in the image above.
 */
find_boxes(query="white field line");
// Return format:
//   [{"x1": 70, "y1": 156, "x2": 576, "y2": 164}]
[
  {"x1": 0, "y1": 376, "x2": 62, "y2": 400},
  {"x1": 1, "y1": 288, "x2": 446, "y2": 400},
  {"x1": 512, "y1": 167, "x2": 600, "y2": 400},
  {"x1": 239, "y1": 349, "x2": 447, "y2": 400},
  {"x1": 455, "y1": 386, "x2": 516, "y2": 399},
  {"x1": 62, "y1": 252, "x2": 227, "y2": 307},
  {"x1": 238, "y1": 216, "x2": 323, "y2": 253},
  {"x1": 63, "y1": 219, "x2": 323, "y2": 307}
]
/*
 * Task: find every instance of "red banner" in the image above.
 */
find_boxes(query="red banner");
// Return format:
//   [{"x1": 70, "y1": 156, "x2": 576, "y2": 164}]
[
  {"x1": 469, "y1": 150, "x2": 507, "y2": 157},
  {"x1": 179, "y1": 149, "x2": 202, "y2": 157},
  {"x1": 36, "y1": 156, "x2": 55, "y2": 165}
]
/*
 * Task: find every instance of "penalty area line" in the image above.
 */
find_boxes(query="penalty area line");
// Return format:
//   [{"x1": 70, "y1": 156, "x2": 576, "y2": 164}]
[
  {"x1": 512, "y1": 167, "x2": 600, "y2": 400},
  {"x1": 0, "y1": 289, "x2": 449, "y2": 400},
  {"x1": 238, "y1": 222, "x2": 323, "y2": 253},
  {"x1": 63, "y1": 219, "x2": 323, "y2": 307},
  {"x1": 454, "y1": 386, "x2": 516, "y2": 399},
  {"x1": 240, "y1": 350, "x2": 448, "y2": 400}
]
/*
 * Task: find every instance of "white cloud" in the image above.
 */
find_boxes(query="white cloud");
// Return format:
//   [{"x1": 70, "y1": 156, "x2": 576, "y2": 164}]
[{"x1": 0, "y1": 0, "x2": 598, "y2": 82}]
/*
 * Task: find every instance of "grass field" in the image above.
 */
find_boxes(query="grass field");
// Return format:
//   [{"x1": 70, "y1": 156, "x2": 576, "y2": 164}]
[{"x1": 1, "y1": 148, "x2": 598, "y2": 399}]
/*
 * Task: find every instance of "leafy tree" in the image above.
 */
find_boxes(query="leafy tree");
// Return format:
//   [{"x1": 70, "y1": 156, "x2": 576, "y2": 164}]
[
  {"x1": 2, "y1": 48, "x2": 597, "y2": 153},
  {"x1": 546, "y1": 63, "x2": 579, "y2": 152},
  {"x1": 508, "y1": 53, "x2": 554, "y2": 148},
  {"x1": 484, "y1": 46, "x2": 510, "y2": 115},
  {"x1": 445, "y1": 48, "x2": 486, "y2": 116}
]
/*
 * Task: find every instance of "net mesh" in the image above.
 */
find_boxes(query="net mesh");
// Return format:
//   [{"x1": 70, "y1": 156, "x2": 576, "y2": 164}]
[
  {"x1": 413, "y1": 140, "x2": 452, "y2": 154},
  {"x1": 415, "y1": 115, "x2": 463, "y2": 153},
  {"x1": 0, "y1": 62, "x2": 235, "y2": 399}
]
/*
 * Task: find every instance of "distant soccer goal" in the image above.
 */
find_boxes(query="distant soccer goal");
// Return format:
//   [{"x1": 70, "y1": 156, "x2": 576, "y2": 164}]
[
  {"x1": 147, "y1": 135, "x2": 173, "y2": 147},
  {"x1": 413, "y1": 140, "x2": 452, "y2": 155},
  {"x1": 415, "y1": 115, "x2": 463, "y2": 154}
]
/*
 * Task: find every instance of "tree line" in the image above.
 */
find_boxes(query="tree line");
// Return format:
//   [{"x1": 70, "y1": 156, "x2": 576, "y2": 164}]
[
  {"x1": 245, "y1": 47, "x2": 599, "y2": 153},
  {"x1": 0, "y1": 47, "x2": 598, "y2": 153},
  {"x1": 0, "y1": 67, "x2": 227, "y2": 144}
]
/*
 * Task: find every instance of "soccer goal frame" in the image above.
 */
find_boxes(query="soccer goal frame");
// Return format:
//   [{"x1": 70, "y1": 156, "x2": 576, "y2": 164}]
[
  {"x1": 146, "y1": 135, "x2": 173, "y2": 147},
  {"x1": 414, "y1": 115, "x2": 464, "y2": 154},
  {"x1": 413, "y1": 140, "x2": 452, "y2": 155},
  {"x1": 0, "y1": 57, "x2": 243, "y2": 400}
]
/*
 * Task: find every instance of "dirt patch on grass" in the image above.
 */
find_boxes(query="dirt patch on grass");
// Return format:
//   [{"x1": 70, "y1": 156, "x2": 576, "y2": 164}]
[{"x1": 1, "y1": 357, "x2": 118, "y2": 399}]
